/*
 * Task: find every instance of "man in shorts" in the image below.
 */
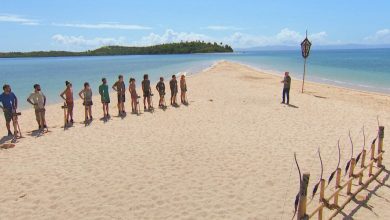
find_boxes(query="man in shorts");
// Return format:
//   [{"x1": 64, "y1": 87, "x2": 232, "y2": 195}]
[
  {"x1": 112, "y1": 75, "x2": 126, "y2": 116},
  {"x1": 156, "y1": 77, "x2": 166, "y2": 108},
  {"x1": 280, "y1": 71, "x2": 291, "y2": 104},
  {"x1": 142, "y1": 74, "x2": 152, "y2": 110},
  {"x1": 0, "y1": 84, "x2": 18, "y2": 136},
  {"x1": 27, "y1": 84, "x2": 47, "y2": 130},
  {"x1": 169, "y1": 75, "x2": 178, "y2": 106},
  {"x1": 99, "y1": 78, "x2": 110, "y2": 118}
]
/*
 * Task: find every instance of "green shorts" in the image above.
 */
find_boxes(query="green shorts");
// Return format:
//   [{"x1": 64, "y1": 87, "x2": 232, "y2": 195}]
[{"x1": 4, "y1": 110, "x2": 12, "y2": 123}]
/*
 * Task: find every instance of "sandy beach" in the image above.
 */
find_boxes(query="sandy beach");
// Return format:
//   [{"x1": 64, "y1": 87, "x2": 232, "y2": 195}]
[{"x1": 0, "y1": 61, "x2": 389, "y2": 219}]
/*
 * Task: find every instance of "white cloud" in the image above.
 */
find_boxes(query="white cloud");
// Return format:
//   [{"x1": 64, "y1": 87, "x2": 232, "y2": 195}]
[
  {"x1": 0, "y1": 14, "x2": 39, "y2": 25},
  {"x1": 364, "y1": 29, "x2": 390, "y2": 44},
  {"x1": 225, "y1": 29, "x2": 329, "y2": 48},
  {"x1": 52, "y1": 34, "x2": 126, "y2": 48},
  {"x1": 203, "y1": 25, "x2": 243, "y2": 31},
  {"x1": 52, "y1": 22, "x2": 151, "y2": 30},
  {"x1": 137, "y1": 29, "x2": 211, "y2": 46}
]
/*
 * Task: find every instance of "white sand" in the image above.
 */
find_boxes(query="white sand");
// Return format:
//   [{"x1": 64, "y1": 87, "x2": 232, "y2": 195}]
[{"x1": 0, "y1": 61, "x2": 389, "y2": 219}]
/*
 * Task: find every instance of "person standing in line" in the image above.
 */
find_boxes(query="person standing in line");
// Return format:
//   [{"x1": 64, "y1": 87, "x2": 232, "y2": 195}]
[
  {"x1": 79, "y1": 82, "x2": 93, "y2": 122},
  {"x1": 112, "y1": 75, "x2": 126, "y2": 116},
  {"x1": 27, "y1": 84, "x2": 47, "y2": 130},
  {"x1": 281, "y1": 71, "x2": 291, "y2": 104},
  {"x1": 169, "y1": 75, "x2": 178, "y2": 106},
  {"x1": 156, "y1": 77, "x2": 166, "y2": 108},
  {"x1": 60, "y1": 81, "x2": 74, "y2": 124},
  {"x1": 99, "y1": 78, "x2": 110, "y2": 119},
  {"x1": 180, "y1": 75, "x2": 187, "y2": 104},
  {"x1": 129, "y1": 78, "x2": 138, "y2": 114},
  {"x1": 0, "y1": 84, "x2": 18, "y2": 136},
  {"x1": 142, "y1": 74, "x2": 152, "y2": 111}
]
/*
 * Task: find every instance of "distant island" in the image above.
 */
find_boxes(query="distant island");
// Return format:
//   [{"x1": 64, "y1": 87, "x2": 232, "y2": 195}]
[{"x1": 0, "y1": 41, "x2": 233, "y2": 58}]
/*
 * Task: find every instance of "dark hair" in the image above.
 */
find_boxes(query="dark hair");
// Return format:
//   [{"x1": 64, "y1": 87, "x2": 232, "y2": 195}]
[
  {"x1": 65, "y1": 81, "x2": 70, "y2": 86},
  {"x1": 102, "y1": 78, "x2": 106, "y2": 82},
  {"x1": 160, "y1": 77, "x2": 164, "y2": 81},
  {"x1": 130, "y1": 78, "x2": 135, "y2": 83},
  {"x1": 118, "y1": 75, "x2": 123, "y2": 79},
  {"x1": 172, "y1": 75, "x2": 176, "y2": 78},
  {"x1": 34, "y1": 84, "x2": 40, "y2": 89},
  {"x1": 84, "y1": 82, "x2": 89, "y2": 87},
  {"x1": 3, "y1": 84, "x2": 9, "y2": 90},
  {"x1": 143, "y1": 74, "x2": 148, "y2": 80}
]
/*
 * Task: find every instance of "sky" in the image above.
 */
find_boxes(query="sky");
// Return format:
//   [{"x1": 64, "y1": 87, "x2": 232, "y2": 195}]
[{"x1": 1, "y1": 0, "x2": 390, "y2": 51}]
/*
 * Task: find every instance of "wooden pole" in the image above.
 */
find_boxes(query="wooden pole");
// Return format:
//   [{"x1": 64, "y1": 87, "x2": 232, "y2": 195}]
[
  {"x1": 318, "y1": 179, "x2": 325, "y2": 220},
  {"x1": 369, "y1": 141, "x2": 375, "y2": 176},
  {"x1": 334, "y1": 168, "x2": 341, "y2": 206},
  {"x1": 378, "y1": 126, "x2": 384, "y2": 167},
  {"x1": 347, "y1": 158, "x2": 356, "y2": 195},
  {"x1": 359, "y1": 150, "x2": 366, "y2": 185},
  {"x1": 301, "y1": 58, "x2": 307, "y2": 93},
  {"x1": 297, "y1": 173, "x2": 310, "y2": 220}
]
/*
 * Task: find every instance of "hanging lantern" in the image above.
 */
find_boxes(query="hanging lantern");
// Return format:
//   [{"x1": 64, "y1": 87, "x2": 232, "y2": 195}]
[{"x1": 301, "y1": 36, "x2": 312, "y2": 59}]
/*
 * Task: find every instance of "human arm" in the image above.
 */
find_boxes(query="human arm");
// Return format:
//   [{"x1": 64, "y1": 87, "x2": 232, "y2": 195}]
[
  {"x1": 43, "y1": 94, "x2": 46, "y2": 107},
  {"x1": 78, "y1": 90, "x2": 84, "y2": 100},
  {"x1": 27, "y1": 93, "x2": 35, "y2": 106},
  {"x1": 60, "y1": 89, "x2": 67, "y2": 101},
  {"x1": 112, "y1": 82, "x2": 118, "y2": 92},
  {"x1": 99, "y1": 86, "x2": 103, "y2": 96},
  {"x1": 13, "y1": 93, "x2": 18, "y2": 110}
]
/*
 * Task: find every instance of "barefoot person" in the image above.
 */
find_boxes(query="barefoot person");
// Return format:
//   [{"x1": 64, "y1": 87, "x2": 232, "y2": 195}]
[
  {"x1": 27, "y1": 84, "x2": 47, "y2": 130},
  {"x1": 79, "y1": 82, "x2": 93, "y2": 123},
  {"x1": 59, "y1": 81, "x2": 74, "y2": 124},
  {"x1": 99, "y1": 78, "x2": 110, "y2": 119},
  {"x1": 142, "y1": 74, "x2": 152, "y2": 111},
  {"x1": 156, "y1": 77, "x2": 166, "y2": 108},
  {"x1": 280, "y1": 71, "x2": 291, "y2": 104},
  {"x1": 0, "y1": 84, "x2": 18, "y2": 136},
  {"x1": 129, "y1": 78, "x2": 138, "y2": 113},
  {"x1": 180, "y1": 75, "x2": 187, "y2": 104},
  {"x1": 112, "y1": 75, "x2": 126, "y2": 116},
  {"x1": 169, "y1": 75, "x2": 178, "y2": 106}
]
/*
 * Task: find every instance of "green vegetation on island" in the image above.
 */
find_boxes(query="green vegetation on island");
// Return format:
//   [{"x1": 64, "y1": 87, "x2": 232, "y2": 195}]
[{"x1": 0, "y1": 41, "x2": 233, "y2": 58}]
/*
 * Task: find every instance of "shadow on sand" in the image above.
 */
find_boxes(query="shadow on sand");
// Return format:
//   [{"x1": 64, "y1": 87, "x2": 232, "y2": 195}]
[
  {"x1": 0, "y1": 135, "x2": 13, "y2": 145},
  {"x1": 338, "y1": 168, "x2": 390, "y2": 219}
]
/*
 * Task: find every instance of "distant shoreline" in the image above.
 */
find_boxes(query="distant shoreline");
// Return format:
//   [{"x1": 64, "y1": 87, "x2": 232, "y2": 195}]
[{"x1": 0, "y1": 41, "x2": 233, "y2": 58}]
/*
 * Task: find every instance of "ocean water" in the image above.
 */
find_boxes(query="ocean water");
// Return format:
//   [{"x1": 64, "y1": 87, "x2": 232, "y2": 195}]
[{"x1": 1, "y1": 49, "x2": 389, "y2": 109}]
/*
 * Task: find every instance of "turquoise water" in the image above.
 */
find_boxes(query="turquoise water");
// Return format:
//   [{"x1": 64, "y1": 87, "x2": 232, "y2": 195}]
[{"x1": 1, "y1": 49, "x2": 389, "y2": 109}]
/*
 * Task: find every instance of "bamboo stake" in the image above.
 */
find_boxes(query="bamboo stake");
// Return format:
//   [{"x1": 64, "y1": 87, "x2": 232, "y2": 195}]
[
  {"x1": 318, "y1": 179, "x2": 325, "y2": 220},
  {"x1": 359, "y1": 150, "x2": 366, "y2": 185},
  {"x1": 347, "y1": 158, "x2": 356, "y2": 195},
  {"x1": 297, "y1": 173, "x2": 310, "y2": 220},
  {"x1": 369, "y1": 142, "x2": 375, "y2": 176},
  {"x1": 334, "y1": 168, "x2": 341, "y2": 206},
  {"x1": 378, "y1": 126, "x2": 384, "y2": 167}
]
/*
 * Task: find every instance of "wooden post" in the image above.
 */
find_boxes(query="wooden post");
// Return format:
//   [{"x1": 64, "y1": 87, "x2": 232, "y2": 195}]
[
  {"x1": 369, "y1": 141, "x2": 375, "y2": 176},
  {"x1": 359, "y1": 150, "x2": 366, "y2": 185},
  {"x1": 334, "y1": 168, "x2": 341, "y2": 206},
  {"x1": 347, "y1": 158, "x2": 356, "y2": 194},
  {"x1": 378, "y1": 126, "x2": 384, "y2": 167},
  {"x1": 318, "y1": 179, "x2": 325, "y2": 220},
  {"x1": 302, "y1": 58, "x2": 307, "y2": 93},
  {"x1": 297, "y1": 173, "x2": 310, "y2": 220}
]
